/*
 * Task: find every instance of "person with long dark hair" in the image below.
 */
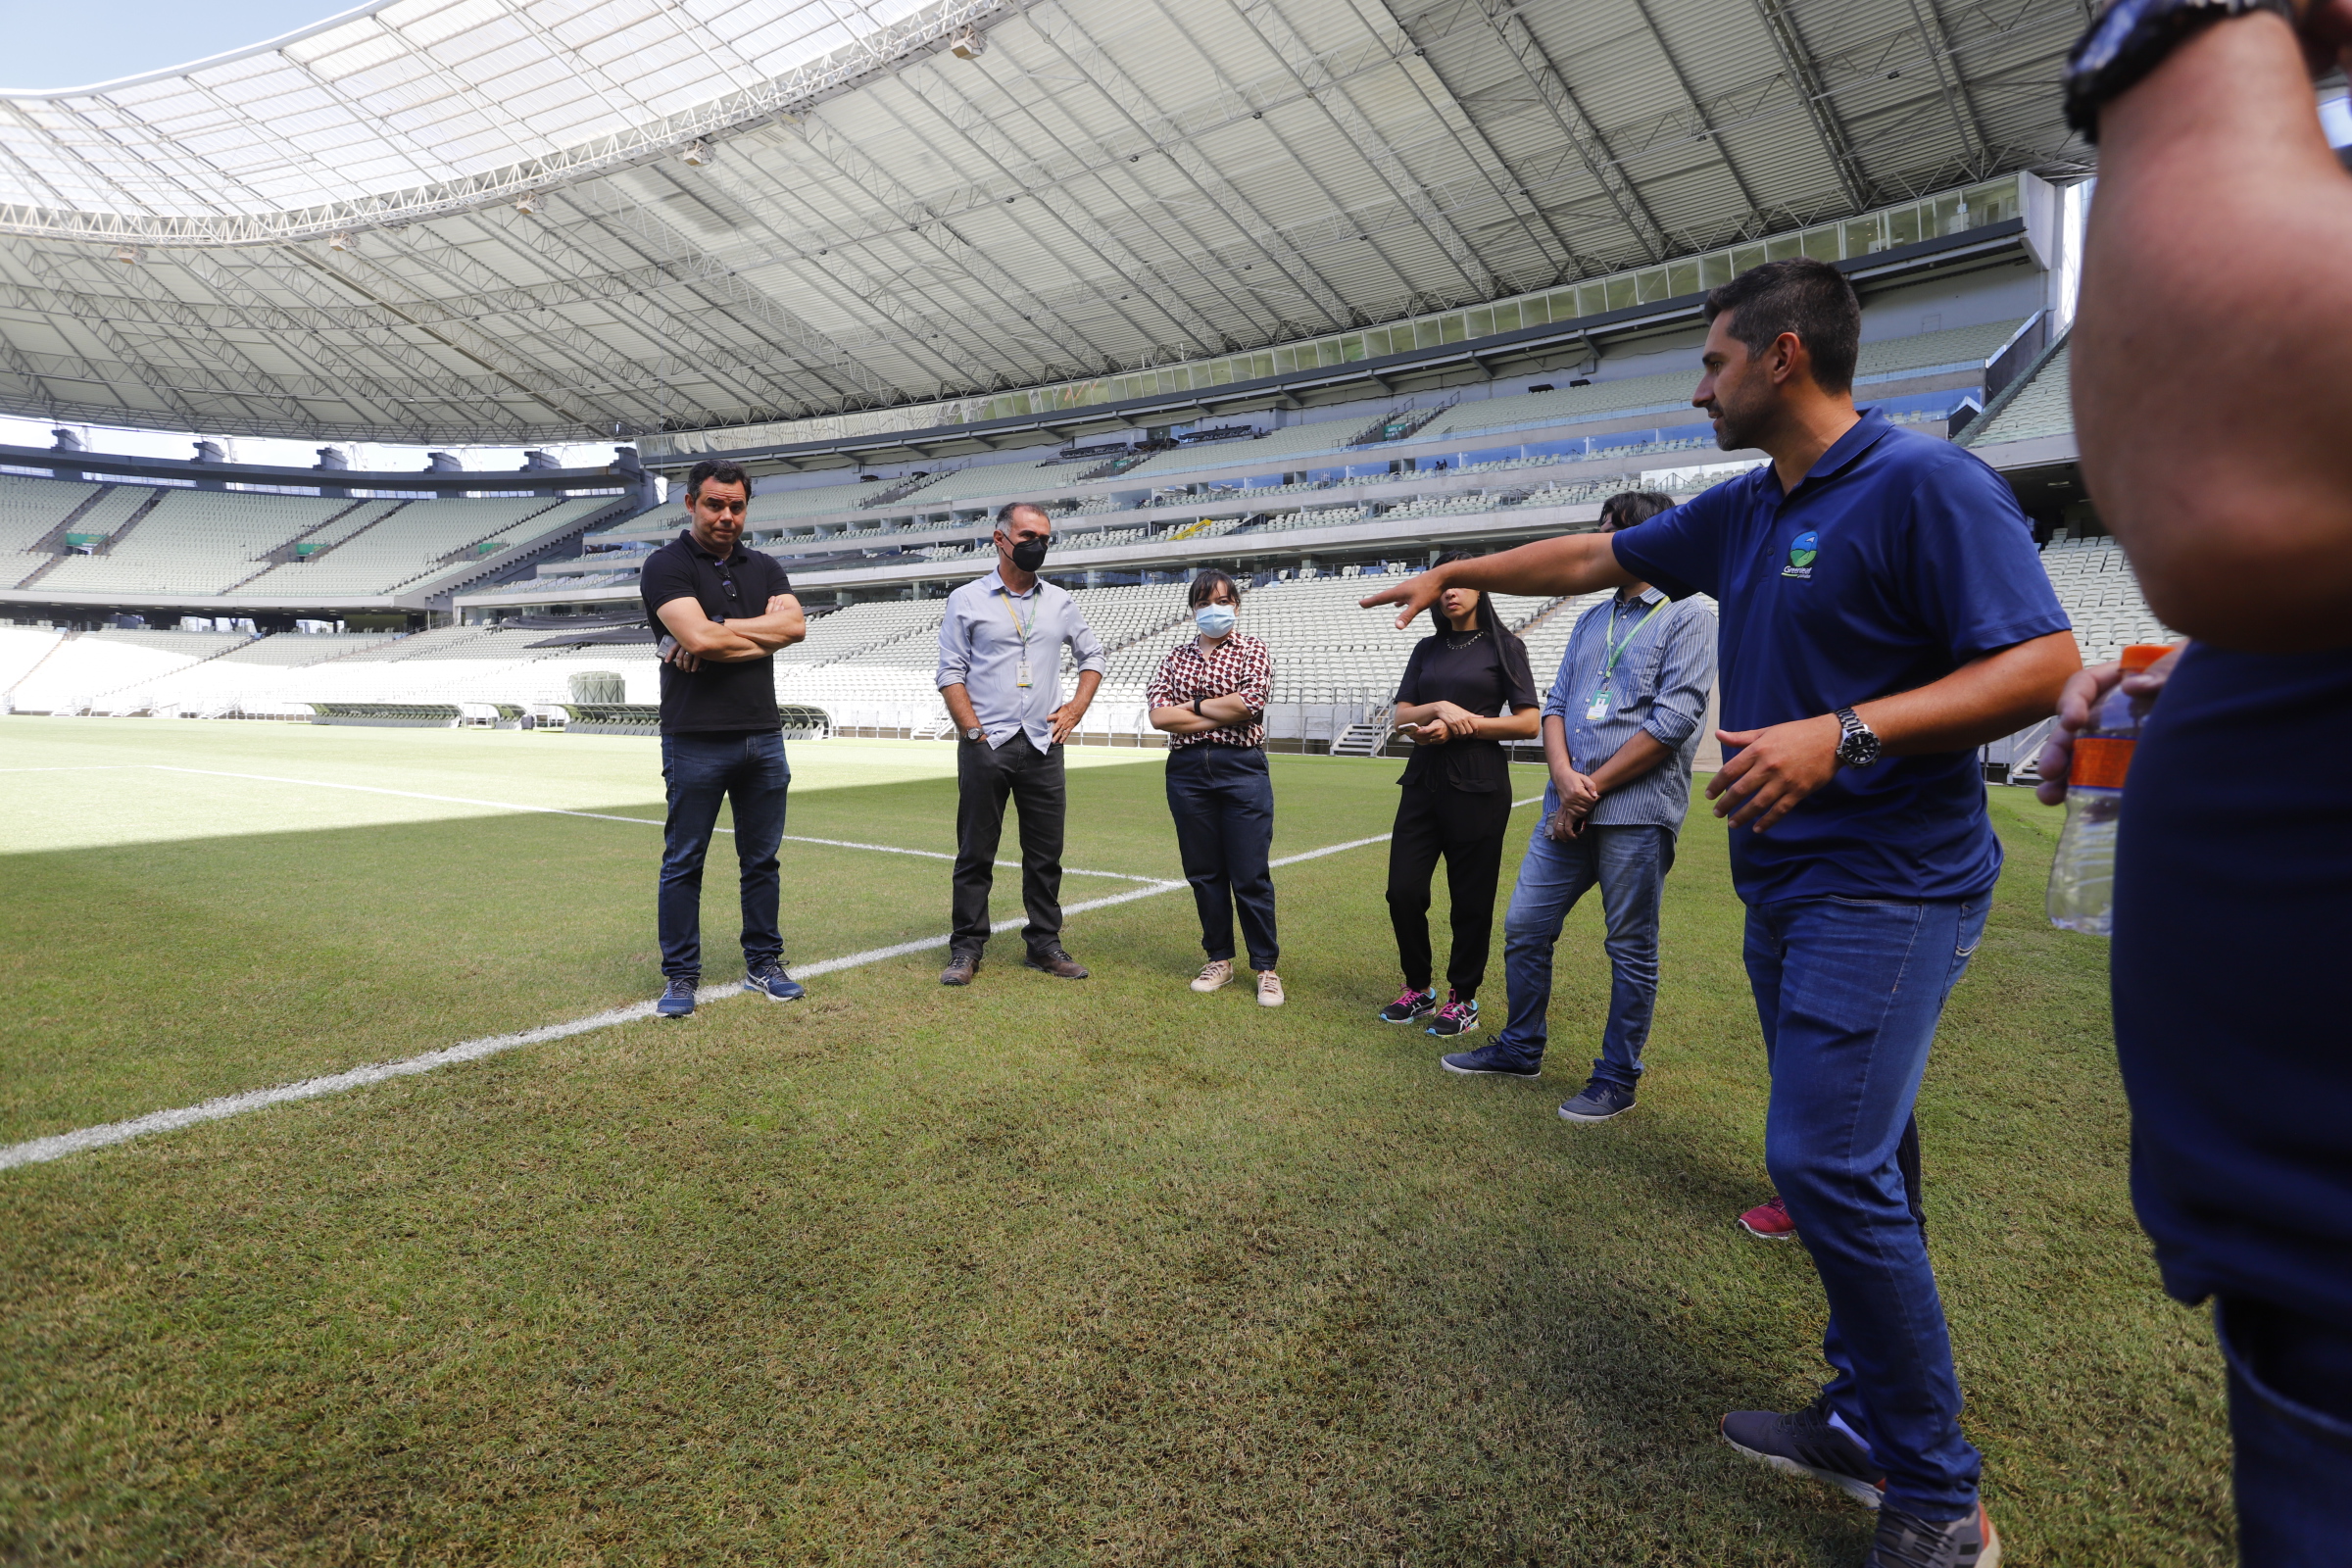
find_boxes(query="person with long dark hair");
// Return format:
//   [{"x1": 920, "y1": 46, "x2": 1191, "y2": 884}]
[
  {"x1": 1377, "y1": 554, "x2": 1539, "y2": 1038},
  {"x1": 1148, "y1": 569, "x2": 1283, "y2": 1005}
]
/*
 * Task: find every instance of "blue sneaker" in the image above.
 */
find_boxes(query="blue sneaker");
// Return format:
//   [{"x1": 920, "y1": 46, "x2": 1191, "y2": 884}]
[
  {"x1": 746, "y1": 958, "x2": 806, "y2": 1003},
  {"x1": 656, "y1": 976, "x2": 697, "y2": 1017},
  {"x1": 1558, "y1": 1080, "x2": 1638, "y2": 1122},
  {"x1": 1440, "y1": 1043, "x2": 1540, "y2": 1078}
]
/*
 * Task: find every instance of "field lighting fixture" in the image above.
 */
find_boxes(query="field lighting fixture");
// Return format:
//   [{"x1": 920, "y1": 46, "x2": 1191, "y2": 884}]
[
  {"x1": 515, "y1": 191, "x2": 540, "y2": 215},
  {"x1": 112, "y1": 244, "x2": 141, "y2": 264},
  {"x1": 328, "y1": 231, "x2": 352, "y2": 252},
  {"x1": 951, "y1": 24, "x2": 986, "y2": 59},
  {"x1": 681, "y1": 138, "x2": 713, "y2": 167}
]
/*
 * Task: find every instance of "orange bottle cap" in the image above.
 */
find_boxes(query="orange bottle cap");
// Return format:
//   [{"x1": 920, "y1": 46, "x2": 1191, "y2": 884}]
[{"x1": 2120, "y1": 643, "x2": 2174, "y2": 673}]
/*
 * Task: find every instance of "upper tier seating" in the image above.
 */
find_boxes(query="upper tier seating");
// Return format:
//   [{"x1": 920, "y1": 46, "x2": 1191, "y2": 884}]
[
  {"x1": 230, "y1": 496, "x2": 614, "y2": 597},
  {"x1": 1961, "y1": 337, "x2": 2073, "y2": 449},
  {"x1": 1422, "y1": 318, "x2": 2025, "y2": 445},
  {"x1": 889, "y1": 458, "x2": 1109, "y2": 510},
  {"x1": 37, "y1": 492, "x2": 362, "y2": 597},
  {"x1": 1119, "y1": 418, "x2": 1382, "y2": 482}
]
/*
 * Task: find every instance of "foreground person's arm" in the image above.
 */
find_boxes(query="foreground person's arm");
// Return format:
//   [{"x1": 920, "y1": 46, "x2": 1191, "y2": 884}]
[{"x1": 2073, "y1": 8, "x2": 2352, "y2": 648}]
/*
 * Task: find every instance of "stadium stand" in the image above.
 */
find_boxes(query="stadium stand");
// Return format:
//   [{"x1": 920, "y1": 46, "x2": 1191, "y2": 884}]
[
  {"x1": 7, "y1": 627, "x2": 255, "y2": 713},
  {"x1": 229, "y1": 496, "x2": 616, "y2": 597},
  {"x1": 2039, "y1": 534, "x2": 2173, "y2": 664},
  {"x1": 1961, "y1": 335, "x2": 2075, "y2": 451},
  {"x1": 35, "y1": 492, "x2": 365, "y2": 597}
]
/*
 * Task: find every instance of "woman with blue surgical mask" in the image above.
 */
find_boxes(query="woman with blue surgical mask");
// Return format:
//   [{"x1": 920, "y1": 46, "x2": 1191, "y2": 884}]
[{"x1": 1147, "y1": 570, "x2": 1283, "y2": 1006}]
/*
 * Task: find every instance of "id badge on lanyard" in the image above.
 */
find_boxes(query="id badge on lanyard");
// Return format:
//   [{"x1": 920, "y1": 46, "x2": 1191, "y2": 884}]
[
  {"x1": 1004, "y1": 591, "x2": 1036, "y2": 687},
  {"x1": 1585, "y1": 687, "x2": 1611, "y2": 722}
]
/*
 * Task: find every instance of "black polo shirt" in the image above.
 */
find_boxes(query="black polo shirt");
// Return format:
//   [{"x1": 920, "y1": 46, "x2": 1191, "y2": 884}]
[{"x1": 640, "y1": 529, "x2": 794, "y2": 734}]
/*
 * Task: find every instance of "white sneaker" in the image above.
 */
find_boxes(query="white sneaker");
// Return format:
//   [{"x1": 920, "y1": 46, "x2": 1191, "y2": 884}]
[
  {"x1": 1191, "y1": 959, "x2": 1234, "y2": 993},
  {"x1": 1256, "y1": 970, "x2": 1286, "y2": 1007}
]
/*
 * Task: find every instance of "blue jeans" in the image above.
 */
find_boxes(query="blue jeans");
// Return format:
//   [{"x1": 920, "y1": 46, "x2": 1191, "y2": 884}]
[
  {"x1": 659, "y1": 730, "x2": 790, "y2": 979},
  {"x1": 2218, "y1": 1296, "x2": 2352, "y2": 1566},
  {"x1": 1745, "y1": 893, "x2": 1990, "y2": 1520},
  {"x1": 1494, "y1": 813, "x2": 1676, "y2": 1087},
  {"x1": 1164, "y1": 744, "x2": 1278, "y2": 969}
]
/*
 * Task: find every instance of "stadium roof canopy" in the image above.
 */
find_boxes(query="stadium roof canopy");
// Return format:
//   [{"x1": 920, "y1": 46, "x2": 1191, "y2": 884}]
[{"x1": 0, "y1": 0, "x2": 2094, "y2": 448}]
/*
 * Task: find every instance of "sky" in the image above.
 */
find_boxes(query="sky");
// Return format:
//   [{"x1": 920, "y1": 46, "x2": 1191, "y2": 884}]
[{"x1": 0, "y1": 0, "x2": 353, "y2": 91}]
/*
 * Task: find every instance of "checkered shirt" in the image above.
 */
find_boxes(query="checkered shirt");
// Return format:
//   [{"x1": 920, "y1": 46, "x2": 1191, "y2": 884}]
[{"x1": 1147, "y1": 633, "x2": 1273, "y2": 750}]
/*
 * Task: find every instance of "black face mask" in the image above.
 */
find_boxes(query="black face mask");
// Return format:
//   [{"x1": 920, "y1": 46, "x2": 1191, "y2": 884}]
[{"x1": 1008, "y1": 535, "x2": 1050, "y2": 572}]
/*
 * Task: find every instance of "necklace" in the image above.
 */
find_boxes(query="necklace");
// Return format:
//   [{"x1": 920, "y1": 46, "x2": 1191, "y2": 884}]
[{"x1": 1445, "y1": 628, "x2": 1485, "y2": 650}]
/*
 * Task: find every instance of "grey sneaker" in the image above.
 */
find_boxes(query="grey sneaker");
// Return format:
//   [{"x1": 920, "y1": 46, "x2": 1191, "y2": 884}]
[
  {"x1": 1720, "y1": 1394, "x2": 1886, "y2": 1508},
  {"x1": 1558, "y1": 1081, "x2": 1638, "y2": 1122},
  {"x1": 656, "y1": 976, "x2": 697, "y2": 1018},
  {"x1": 1866, "y1": 1502, "x2": 2000, "y2": 1567}
]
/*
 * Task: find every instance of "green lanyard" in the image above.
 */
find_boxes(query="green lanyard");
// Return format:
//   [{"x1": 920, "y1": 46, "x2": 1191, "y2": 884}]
[
  {"x1": 1590, "y1": 597, "x2": 1665, "y2": 691},
  {"x1": 1586, "y1": 597, "x2": 1664, "y2": 717}
]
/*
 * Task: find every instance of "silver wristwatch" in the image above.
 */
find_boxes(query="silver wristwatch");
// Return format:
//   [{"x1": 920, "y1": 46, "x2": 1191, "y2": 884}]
[
  {"x1": 963, "y1": 725, "x2": 984, "y2": 742},
  {"x1": 1832, "y1": 707, "x2": 1882, "y2": 769}
]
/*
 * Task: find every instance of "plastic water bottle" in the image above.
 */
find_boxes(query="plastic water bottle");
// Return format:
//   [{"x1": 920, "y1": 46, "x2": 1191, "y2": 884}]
[{"x1": 2047, "y1": 644, "x2": 2173, "y2": 935}]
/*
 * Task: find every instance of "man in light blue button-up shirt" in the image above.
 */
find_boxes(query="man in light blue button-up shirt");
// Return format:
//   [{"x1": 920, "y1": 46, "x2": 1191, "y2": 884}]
[
  {"x1": 934, "y1": 502, "x2": 1107, "y2": 985},
  {"x1": 1479, "y1": 491, "x2": 1715, "y2": 1115}
]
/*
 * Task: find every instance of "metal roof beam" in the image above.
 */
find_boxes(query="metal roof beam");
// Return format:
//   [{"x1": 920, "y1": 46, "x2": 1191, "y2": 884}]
[
  {"x1": 1626, "y1": 0, "x2": 1772, "y2": 236},
  {"x1": 1750, "y1": 0, "x2": 1875, "y2": 209},
  {"x1": 1900, "y1": 0, "x2": 1999, "y2": 178},
  {"x1": 1460, "y1": 0, "x2": 1672, "y2": 265},
  {"x1": 682, "y1": 145, "x2": 1026, "y2": 395},
  {"x1": 1231, "y1": 0, "x2": 1495, "y2": 296},
  {"x1": 553, "y1": 175, "x2": 893, "y2": 406},
  {"x1": 1025, "y1": 0, "x2": 1353, "y2": 332},
  {"x1": 786, "y1": 114, "x2": 1106, "y2": 378},
  {"x1": 1379, "y1": 1, "x2": 1581, "y2": 283},
  {"x1": 476, "y1": 201, "x2": 860, "y2": 416},
  {"x1": 898, "y1": 58, "x2": 1226, "y2": 358}
]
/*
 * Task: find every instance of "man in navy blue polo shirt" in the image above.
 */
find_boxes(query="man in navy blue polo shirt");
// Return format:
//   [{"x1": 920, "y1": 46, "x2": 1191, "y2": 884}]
[{"x1": 1364, "y1": 259, "x2": 2078, "y2": 1567}]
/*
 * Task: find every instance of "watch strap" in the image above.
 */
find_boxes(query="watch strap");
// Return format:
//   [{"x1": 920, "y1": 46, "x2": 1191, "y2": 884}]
[{"x1": 2063, "y1": 0, "x2": 2298, "y2": 139}]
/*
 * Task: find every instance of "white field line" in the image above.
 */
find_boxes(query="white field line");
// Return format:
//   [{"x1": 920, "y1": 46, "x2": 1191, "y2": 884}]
[
  {"x1": 0, "y1": 795, "x2": 1542, "y2": 1173},
  {"x1": 145, "y1": 765, "x2": 1163, "y2": 885}
]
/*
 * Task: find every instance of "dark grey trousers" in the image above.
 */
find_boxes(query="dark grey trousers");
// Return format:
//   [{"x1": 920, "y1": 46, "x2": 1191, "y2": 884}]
[{"x1": 952, "y1": 734, "x2": 1066, "y2": 957}]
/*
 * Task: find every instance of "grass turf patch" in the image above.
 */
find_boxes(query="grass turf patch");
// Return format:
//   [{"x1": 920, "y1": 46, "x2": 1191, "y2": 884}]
[{"x1": 0, "y1": 731, "x2": 2229, "y2": 1564}]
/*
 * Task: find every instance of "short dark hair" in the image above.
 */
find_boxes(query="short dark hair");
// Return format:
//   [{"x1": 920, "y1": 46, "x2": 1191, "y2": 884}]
[
  {"x1": 1702, "y1": 258, "x2": 1860, "y2": 394},
  {"x1": 1599, "y1": 490, "x2": 1675, "y2": 532},
  {"x1": 684, "y1": 459, "x2": 750, "y2": 500},
  {"x1": 996, "y1": 501, "x2": 1049, "y2": 530},
  {"x1": 1187, "y1": 568, "x2": 1241, "y2": 609},
  {"x1": 1428, "y1": 551, "x2": 1499, "y2": 638}
]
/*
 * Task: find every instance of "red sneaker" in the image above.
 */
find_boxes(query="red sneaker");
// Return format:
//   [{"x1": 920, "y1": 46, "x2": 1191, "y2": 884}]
[{"x1": 1740, "y1": 1194, "x2": 1798, "y2": 1240}]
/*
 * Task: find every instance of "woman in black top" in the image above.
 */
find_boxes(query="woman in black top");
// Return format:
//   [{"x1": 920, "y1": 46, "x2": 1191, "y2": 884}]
[{"x1": 1379, "y1": 557, "x2": 1539, "y2": 1038}]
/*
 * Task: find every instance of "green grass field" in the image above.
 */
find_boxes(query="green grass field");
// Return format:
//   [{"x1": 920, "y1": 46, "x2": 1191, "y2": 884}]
[{"x1": 1, "y1": 716, "x2": 2230, "y2": 1565}]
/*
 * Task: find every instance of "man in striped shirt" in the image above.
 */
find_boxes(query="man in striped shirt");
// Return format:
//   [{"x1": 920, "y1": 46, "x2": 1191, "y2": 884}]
[{"x1": 1439, "y1": 491, "x2": 1716, "y2": 1123}]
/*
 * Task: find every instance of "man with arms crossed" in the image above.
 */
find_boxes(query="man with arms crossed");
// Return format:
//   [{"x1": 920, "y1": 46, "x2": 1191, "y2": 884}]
[
  {"x1": 641, "y1": 459, "x2": 808, "y2": 1018},
  {"x1": 1438, "y1": 490, "x2": 1717, "y2": 1127},
  {"x1": 2049, "y1": 2, "x2": 2352, "y2": 1554},
  {"x1": 1366, "y1": 259, "x2": 2077, "y2": 1567},
  {"x1": 935, "y1": 502, "x2": 1106, "y2": 986}
]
